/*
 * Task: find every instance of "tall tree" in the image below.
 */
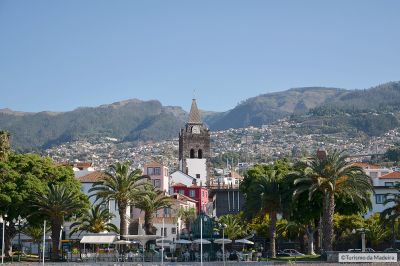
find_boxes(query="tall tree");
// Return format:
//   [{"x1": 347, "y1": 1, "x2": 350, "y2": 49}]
[
  {"x1": 241, "y1": 160, "x2": 292, "y2": 258},
  {"x1": 293, "y1": 150, "x2": 373, "y2": 251},
  {"x1": 132, "y1": 185, "x2": 172, "y2": 235},
  {"x1": 380, "y1": 183, "x2": 400, "y2": 247},
  {"x1": 0, "y1": 152, "x2": 86, "y2": 257},
  {"x1": 31, "y1": 184, "x2": 86, "y2": 261},
  {"x1": 69, "y1": 204, "x2": 118, "y2": 236},
  {"x1": 89, "y1": 162, "x2": 146, "y2": 238}
]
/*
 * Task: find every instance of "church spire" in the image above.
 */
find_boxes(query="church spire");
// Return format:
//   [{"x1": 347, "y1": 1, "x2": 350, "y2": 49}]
[{"x1": 188, "y1": 98, "x2": 202, "y2": 125}]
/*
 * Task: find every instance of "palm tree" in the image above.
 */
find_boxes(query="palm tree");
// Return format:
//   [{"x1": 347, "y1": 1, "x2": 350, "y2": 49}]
[
  {"x1": 177, "y1": 207, "x2": 197, "y2": 235},
  {"x1": 69, "y1": 204, "x2": 118, "y2": 236},
  {"x1": 380, "y1": 183, "x2": 400, "y2": 247},
  {"x1": 219, "y1": 214, "x2": 248, "y2": 241},
  {"x1": 132, "y1": 185, "x2": 172, "y2": 235},
  {"x1": 31, "y1": 184, "x2": 86, "y2": 261},
  {"x1": 293, "y1": 150, "x2": 373, "y2": 251},
  {"x1": 241, "y1": 165, "x2": 287, "y2": 258},
  {"x1": 22, "y1": 223, "x2": 50, "y2": 259},
  {"x1": 89, "y1": 162, "x2": 146, "y2": 238}
]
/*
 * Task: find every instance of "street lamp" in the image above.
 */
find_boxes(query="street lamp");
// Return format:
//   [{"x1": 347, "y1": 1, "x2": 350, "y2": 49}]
[
  {"x1": 219, "y1": 223, "x2": 227, "y2": 266},
  {"x1": 59, "y1": 225, "x2": 64, "y2": 260},
  {"x1": 12, "y1": 215, "x2": 23, "y2": 262},
  {"x1": 1, "y1": 214, "x2": 8, "y2": 265},
  {"x1": 352, "y1": 228, "x2": 369, "y2": 252},
  {"x1": 200, "y1": 215, "x2": 208, "y2": 265}
]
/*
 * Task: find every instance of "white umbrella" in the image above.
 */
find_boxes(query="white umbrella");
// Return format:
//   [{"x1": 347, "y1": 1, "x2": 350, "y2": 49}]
[
  {"x1": 235, "y1": 239, "x2": 254, "y2": 245},
  {"x1": 156, "y1": 239, "x2": 172, "y2": 247},
  {"x1": 193, "y1": 239, "x2": 211, "y2": 244},
  {"x1": 113, "y1": 240, "x2": 132, "y2": 245},
  {"x1": 214, "y1": 238, "x2": 232, "y2": 244},
  {"x1": 122, "y1": 235, "x2": 161, "y2": 245},
  {"x1": 174, "y1": 239, "x2": 192, "y2": 244}
]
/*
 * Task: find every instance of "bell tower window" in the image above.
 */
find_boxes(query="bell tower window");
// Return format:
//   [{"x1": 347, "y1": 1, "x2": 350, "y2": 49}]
[
  {"x1": 198, "y1": 149, "x2": 203, "y2": 159},
  {"x1": 190, "y1": 149, "x2": 195, "y2": 158}
]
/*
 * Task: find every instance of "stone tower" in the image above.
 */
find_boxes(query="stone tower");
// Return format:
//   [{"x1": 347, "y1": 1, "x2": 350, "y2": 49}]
[{"x1": 179, "y1": 99, "x2": 210, "y2": 185}]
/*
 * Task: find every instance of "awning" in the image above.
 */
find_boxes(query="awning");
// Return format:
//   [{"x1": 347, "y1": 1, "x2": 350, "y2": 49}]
[{"x1": 80, "y1": 235, "x2": 117, "y2": 244}]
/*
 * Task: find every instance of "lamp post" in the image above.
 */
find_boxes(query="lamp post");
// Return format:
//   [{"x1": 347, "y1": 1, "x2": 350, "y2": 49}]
[
  {"x1": 161, "y1": 217, "x2": 164, "y2": 265},
  {"x1": 42, "y1": 220, "x2": 46, "y2": 265},
  {"x1": 1, "y1": 214, "x2": 7, "y2": 265},
  {"x1": 59, "y1": 226, "x2": 63, "y2": 260},
  {"x1": 200, "y1": 215, "x2": 203, "y2": 265},
  {"x1": 12, "y1": 215, "x2": 23, "y2": 262},
  {"x1": 219, "y1": 223, "x2": 227, "y2": 266},
  {"x1": 352, "y1": 228, "x2": 369, "y2": 252}
]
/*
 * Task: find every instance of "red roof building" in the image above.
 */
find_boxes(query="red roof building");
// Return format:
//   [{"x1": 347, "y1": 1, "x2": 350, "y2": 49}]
[
  {"x1": 379, "y1": 171, "x2": 400, "y2": 179},
  {"x1": 171, "y1": 183, "x2": 208, "y2": 214}
]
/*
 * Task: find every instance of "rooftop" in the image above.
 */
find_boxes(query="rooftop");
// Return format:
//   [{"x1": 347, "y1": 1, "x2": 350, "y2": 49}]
[
  {"x1": 78, "y1": 171, "x2": 106, "y2": 183},
  {"x1": 380, "y1": 171, "x2": 400, "y2": 179}
]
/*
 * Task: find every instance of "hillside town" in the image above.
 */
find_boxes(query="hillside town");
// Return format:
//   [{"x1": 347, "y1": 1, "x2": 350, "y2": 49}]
[
  {"x1": 1, "y1": 98, "x2": 399, "y2": 264},
  {"x1": 45, "y1": 117, "x2": 400, "y2": 173}
]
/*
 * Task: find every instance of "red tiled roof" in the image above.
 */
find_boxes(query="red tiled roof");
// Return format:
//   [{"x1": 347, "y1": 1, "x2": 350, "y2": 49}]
[
  {"x1": 172, "y1": 193, "x2": 198, "y2": 203},
  {"x1": 172, "y1": 183, "x2": 187, "y2": 187},
  {"x1": 352, "y1": 163, "x2": 380, "y2": 169},
  {"x1": 380, "y1": 171, "x2": 400, "y2": 179},
  {"x1": 78, "y1": 171, "x2": 106, "y2": 183}
]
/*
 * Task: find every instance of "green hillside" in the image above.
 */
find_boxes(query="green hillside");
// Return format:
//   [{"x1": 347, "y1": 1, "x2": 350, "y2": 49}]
[{"x1": 1, "y1": 81, "x2": 400, "y2": 151}]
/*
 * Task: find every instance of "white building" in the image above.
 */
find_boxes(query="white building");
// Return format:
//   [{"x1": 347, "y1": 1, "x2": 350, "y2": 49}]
[
  {"x1": 64, "y1": 171, "x2": 129, "y2": 240},
  {"x1": 170, "y1": 170, "x2": 196, "y2": 189},
  {"x1": 354, "y1": 163, "x2": 400, "y2": 217}
]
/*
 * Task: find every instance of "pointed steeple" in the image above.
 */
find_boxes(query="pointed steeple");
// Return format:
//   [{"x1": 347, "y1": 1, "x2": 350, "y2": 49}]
[{"x1": 188, "y1": 99, "x2": 202, "y2": 125}]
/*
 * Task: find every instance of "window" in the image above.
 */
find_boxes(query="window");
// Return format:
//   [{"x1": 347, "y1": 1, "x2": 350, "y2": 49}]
[
  {"x1": 189, "y1": 190, "x2": 195, "y2": 197},
  {"x1": 171, "y1": 227, "x2": 176, "y2": 234},
  {"x1": 190, "y1": 149, "x2": 195, "y2": 158},
  {"x1": 369, "y1": 172, "x2": 378, "y2": 178},
  {"x1": 154, "y1": 167, "x2": 161, "y2": 175},
  {"x1": 179, "y1": 189, "x2": 185, "y2": 195},
  {"x1": 147, "y1": 167, "x2": 161, "y2": 175},
  {"x1": 198, "y1": 149, "x2": 203, "y2": 159},
  {"x1": 154, "y1": 179, "x2": 161, "y2": 188},
  {"x1": 164, "y1": 208, "x2": 171, "y2": 216},
  {"x1": 161, "y1": 228, "x2": 167, "y2": 237},
  {"x1": 196, "y1": 174, "x2": 200, "y2": 179},
  {"x1": 147, "y1": 167, "x2": 154, "y2": 175},
  {"x1": 385, "y1": 182, "x2": 394, "y2": 187},
  {"x1": 376, "y1": 194, "x2": 386, "y2": 204}
]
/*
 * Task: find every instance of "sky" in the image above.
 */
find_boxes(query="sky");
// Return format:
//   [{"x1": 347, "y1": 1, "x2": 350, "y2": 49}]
[{"x1": 0, "y1": 1, "x2": 399, "y2": 113}]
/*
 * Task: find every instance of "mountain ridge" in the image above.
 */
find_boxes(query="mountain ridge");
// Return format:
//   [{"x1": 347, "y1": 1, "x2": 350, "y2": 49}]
[{"x1": 1, "y1": 81, "x2": 400, "y2": 151}]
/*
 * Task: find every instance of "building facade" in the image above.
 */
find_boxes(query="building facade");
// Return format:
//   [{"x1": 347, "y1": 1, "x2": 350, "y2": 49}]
[{"x1": 172, "y1": 183, "x2": 209, "y2": 214}]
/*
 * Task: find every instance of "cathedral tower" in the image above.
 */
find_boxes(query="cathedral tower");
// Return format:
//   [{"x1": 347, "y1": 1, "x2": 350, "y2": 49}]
[{"x1": 179, "y1": 99, "x2": 210, "y2": 185}]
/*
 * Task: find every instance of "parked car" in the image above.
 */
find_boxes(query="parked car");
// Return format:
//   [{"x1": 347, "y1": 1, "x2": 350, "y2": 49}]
[
  {"x1": 384, "y1": 248, "x2": 400, "y2": 252},
  {"x1": 282, "y1": 249, "x2": 305, "y2": 256},
  {"x1": 347, "y1": 248, "x2": 375, "y2": 252},
  {"x1": 276, "y1": 250, "x2": 291, "y2": 257},
  {"x1": 348, "y1": 249, "x2": 361, "y2": 252}
]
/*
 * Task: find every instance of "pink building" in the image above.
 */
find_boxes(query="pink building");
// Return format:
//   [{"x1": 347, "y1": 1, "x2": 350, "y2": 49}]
[
  {"x1": 144, "y1": 161, "x2": 170, "y2": 192},
  {"x1": 131, "y1": 161, "x2": 170, "y2": 219}
]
